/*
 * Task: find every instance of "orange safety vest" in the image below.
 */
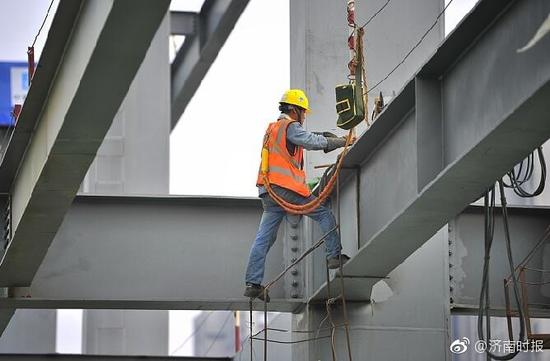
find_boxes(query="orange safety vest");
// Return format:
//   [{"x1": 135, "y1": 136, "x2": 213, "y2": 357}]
[{"x1": 257, "y1": 116, "x2": 311, "y2": 197}]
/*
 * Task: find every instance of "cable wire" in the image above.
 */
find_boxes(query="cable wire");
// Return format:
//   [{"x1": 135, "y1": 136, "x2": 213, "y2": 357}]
[
  {"x1": 251, "y1": 335, "x2": 332, "y2": 345},
  {"x1": 204, "y1": 312, "x2": 234, "y2": 357},
  {"x1": 32, "y1": 0, "x2": 55, "y2": 48},
  {"x1": 503, "y1": 147, "x2": 546, "y2": 198},
  {"x1": 170, "y1": 311, "x2": 213, "y2": 355},
  {"x1": 368, "y1": 0, "x2": 455, "y2": 94},
  {"x1": 477, "y1": 183, "x2": 526, "y2": 360},
  {"x1": 358, "y1": 0, "x2": 391, "y2": 29}
]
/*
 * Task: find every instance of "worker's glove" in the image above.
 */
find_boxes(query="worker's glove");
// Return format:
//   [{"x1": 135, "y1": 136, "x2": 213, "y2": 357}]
[
  {"x1": 313, "y1": 131, "x2": 338, "y2": 138},
  {"x1": 322, "y1": 131, "x2": 338, "y2": 138},
  {"x1": 324, "y1": 137, "x2": 347, "y2": 153}
]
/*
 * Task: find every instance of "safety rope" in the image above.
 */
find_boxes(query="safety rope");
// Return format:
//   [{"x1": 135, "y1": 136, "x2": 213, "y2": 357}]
[
  {"x1": 335, "y1": 176, "x2": 353, "y2": 361},
  {"x1": 261, "y1": 129, "x2": 354, "y2": 215},
  {"x1": 347, "y1": 1, "x2": 368, "y2": 126},
  {"x1": 248, "y1": 3, "x2": 375, "y2": 360},
  {"x1": 253, "y1": 171, "x2": 355, "y2": 361},
  {"x1": 245, "y1": 1, "x2": 469, "y2": 358},
  {"x1": 261, "y1": 1, "x2": 370, "y2": 216}
]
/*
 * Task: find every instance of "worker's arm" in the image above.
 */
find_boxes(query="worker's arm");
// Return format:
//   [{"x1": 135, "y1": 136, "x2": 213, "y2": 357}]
[
  {"x1": 287, "y1": 122, "x2": 348, "y2": 153},
  {"x1": 286, "y1": 122, "x2": 328, "y2": 150}
]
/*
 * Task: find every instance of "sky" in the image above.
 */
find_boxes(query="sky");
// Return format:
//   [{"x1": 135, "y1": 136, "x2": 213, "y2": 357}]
[
  {"x1": 169, "y1": 0, "x2": 290, "y2": 197},
  {"x1": 0, "y1": 0, "x2": 477, "y2": 356}
]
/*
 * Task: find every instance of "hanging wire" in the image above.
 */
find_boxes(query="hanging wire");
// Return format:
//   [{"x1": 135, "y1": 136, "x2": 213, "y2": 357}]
[
  {"x1": 31, "y1": 0, "x2": 55, "y2": 48},
  {"x1": 368, "y1": 0, "x2": 455, "y2": 94},
  {"x1": 170, "y1": 311, "x2": 214, "y2": 355},
  {"x1": 249, "y1": 300, "x2": 254, "y2": 361},
  {"x1": 502, "y1": 147, "x2": 546, "y2": 198},
  {"x1": 204, "y1": 312, "x2": 234, "y2": 357},
  {"x1": 263, "y1": 225, "x2": 339, "y2": 291},
  {"x1": 478, "y1": 183, "x2": 527, "y2": 360},
  {"x1": 315, "y1": 312, "x2": 331, "y2": 359},
  {"x1": 238, "y1": 324, "x2": 258, "y2": 361},
  {"x1": 251, "y1": 335, "x2": 332, "y2": 345},
  {"x1": 476, "y1": 138, "x2": 548, "y2": 360},
  {"x1": 251, "y1": 323, "x2": 347, "y2": 338},
  {"x1": 358, "y1": 0, "x2": 391, "y2": 29}
]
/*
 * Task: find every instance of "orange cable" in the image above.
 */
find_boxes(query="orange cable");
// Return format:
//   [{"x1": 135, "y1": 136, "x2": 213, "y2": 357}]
[{"x1": 262, "y1": 129, "x2": 354, "y2": 215}]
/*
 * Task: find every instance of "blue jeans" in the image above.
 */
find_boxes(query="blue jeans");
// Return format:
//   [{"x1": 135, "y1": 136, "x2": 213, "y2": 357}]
[{"x1": 245, "y1": 186, "x2": 342, "y2": 285}]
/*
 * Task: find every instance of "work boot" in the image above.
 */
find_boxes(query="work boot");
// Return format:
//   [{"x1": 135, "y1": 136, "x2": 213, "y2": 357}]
[
  {"x1": 244, "y1": 283, "x2": 270, "y2": 302},
  {"x1": 327, "y1": 254, "x2": 350, "y2": 270}
]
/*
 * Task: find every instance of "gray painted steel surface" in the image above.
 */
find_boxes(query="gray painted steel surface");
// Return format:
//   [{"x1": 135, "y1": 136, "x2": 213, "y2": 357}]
[
  {"x1": 22, "y1": 196, "x2": 295, "y2": 311},
  {"x1": 293, "y1": 0, "x2": 550, "y2": 359},
  {"x1": 294, "y1": 231, "x2": 450, "y2": 361},
  {"x1": 450, "y1": 205, "x2": 550, "y2": 314},
  {"x1": 171, "y1": 0, "x2": 250, "y2": 128},
  {"x1": 82, "y1": 310, "x2": 168, "y2": 356},
  {"x1": 233, "y1": 311, "x2": 292, "y2": 361},
  {"x1": 289, "y1": 0, "x2": 449, "y2": 360},
  {"x1": 79, "y1": 15, "x2": 171, "y2": 356},
  {"x1": 0, "y1": 0, "x2": 82, "y2": 194},
  {"x1": 0, "y1": 0, "x2": 171, "y2": 288},
  {"x1": 312, "y1": 0, "x2": 550, "y2": 303},
  {"x1": 170, "y1": 12, "x2": 199, "y2": 36},
  {"x1": 0, "y1": 310, "x2": 55, "y2": 353},
  {"x1": 0, "y1": 298, "x2": 302, "y2": 314}
]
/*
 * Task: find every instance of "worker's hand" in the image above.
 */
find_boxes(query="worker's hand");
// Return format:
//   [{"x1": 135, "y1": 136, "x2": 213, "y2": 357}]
[
  {"x1": 324, "y1": 137, "x2": 347, "y2": 153},
  {"x1": 313, "y1": 131, "x2": 337, "y2": 138},
  {"x1": 349, "y1": 136, "x2": 357, "y2": 144},
  {"x1": 322, "y1": 131, "x2": 338, "y2": 138}
]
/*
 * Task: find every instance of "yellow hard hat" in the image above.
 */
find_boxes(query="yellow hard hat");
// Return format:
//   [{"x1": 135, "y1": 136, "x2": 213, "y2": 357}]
[{"x1": 280, "y1": 89, "x2": 310, "y2": 112}]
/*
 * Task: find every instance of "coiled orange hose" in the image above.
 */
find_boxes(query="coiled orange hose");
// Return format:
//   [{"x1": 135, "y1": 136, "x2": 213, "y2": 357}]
[{"x1": 262, "y1": 129, "x2": 354, "y2": 215}]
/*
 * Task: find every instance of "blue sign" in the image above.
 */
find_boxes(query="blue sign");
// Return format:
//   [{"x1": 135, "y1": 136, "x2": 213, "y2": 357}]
[{"x1": 0, "y1": 62, "x2": 29, "y2": 127}]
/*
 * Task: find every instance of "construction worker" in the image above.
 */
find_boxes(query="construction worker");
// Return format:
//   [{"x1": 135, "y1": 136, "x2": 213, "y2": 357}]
[{"x1": 244, "y1": 89, "x2": 352, "y2": 302}]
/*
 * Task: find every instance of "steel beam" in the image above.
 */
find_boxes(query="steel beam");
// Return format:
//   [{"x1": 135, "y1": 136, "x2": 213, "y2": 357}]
[
  {"x1": 0, "y1": 0, "x2": 82, "y2": 193},
  {"x1": 311, "y1": 0, "x2": 550, "y2": 301},
  {"x1": 0, "y1": 0, "x2": 170, "y2": 287},
  {"x1": 170, "y1": 11, "x2": 198, "y2": 36},
  {"x1": 6, "y1": 196, "x2": 299, "y2": 312},
  {"x1": 171, "y1": 0, "x2": 250, "y2": 129},
  {"x1": 0, "y1": 298, "x2": 301, "y2": 313}
]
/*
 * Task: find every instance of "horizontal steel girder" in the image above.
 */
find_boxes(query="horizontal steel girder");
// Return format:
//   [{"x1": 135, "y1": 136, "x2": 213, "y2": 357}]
[
  {"x1": 8, "y1": 196, "x2": 299, "y2": 312},
  {"x1": 311, "y1": 0, "x2": 550, "y2": 301},
  {"x1": 171, "y1": 0, "x2": 250, "y2": 129},
  {"x1": 0, "y1": 0, "x2": 170, "y2": 287},
  {"x1": 0, "y1": 298, "x2": 301, "y2": 313}
]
